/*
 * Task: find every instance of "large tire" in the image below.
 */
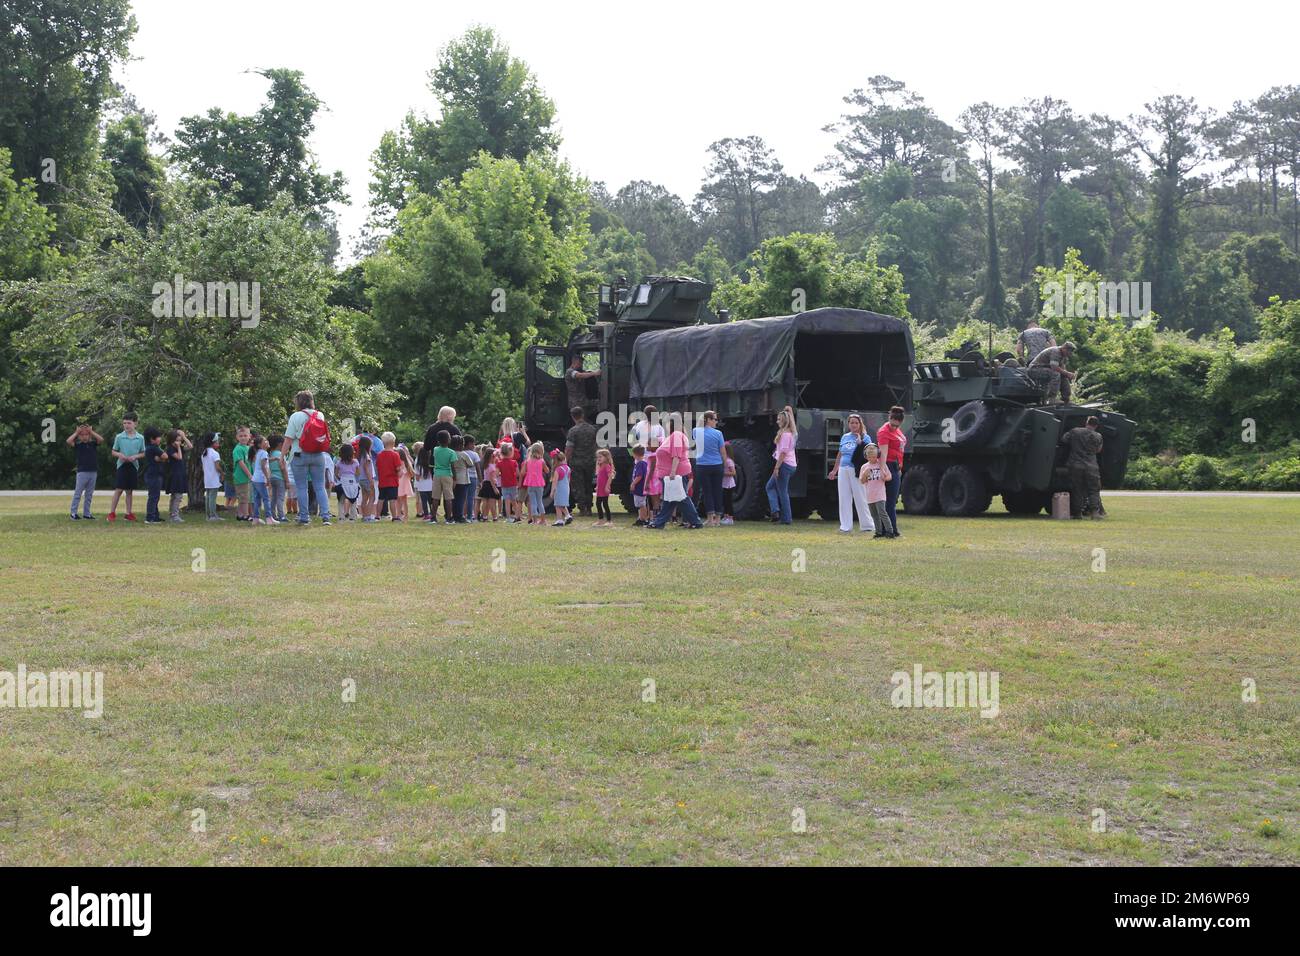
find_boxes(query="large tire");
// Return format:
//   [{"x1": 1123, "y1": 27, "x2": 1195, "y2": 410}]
[
  {"x1": 726, "y1": 437, "x2": 771, "y2": 520},
  {"x1": 901, "y1": 463, "x2": 942, "y2": 515},
  {"x1": 1002, "y1": 489, "x2": 1050, "y2": 515},
  {"x1": 939, "y1": 464, "x2": 988, "y2": 516},
  {"x1": 949, "y1": 400, "x2": 998, "y2": 449},
  {"x1": 619, "y1": 492, "x2": 637, "y2": 514}
]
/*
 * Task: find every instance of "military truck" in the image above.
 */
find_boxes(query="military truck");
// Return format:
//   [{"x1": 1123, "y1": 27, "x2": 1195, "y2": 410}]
[
  {"x1": 524, "y1": 275, "x2": 914, "y2": 518},
  {"x1": 900, "y1": 348, "x2": 1136, "y2": 516}
]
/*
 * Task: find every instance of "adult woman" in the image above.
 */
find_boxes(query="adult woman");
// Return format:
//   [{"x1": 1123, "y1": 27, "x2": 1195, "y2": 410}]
[
  {"x1": 765, "y1": 405, "x2": 798, "y2": 524},
  {"x1": 692, "y1": 411, "x2": 726, "y2": 526},
  {"x1": 284, "y1": 390, "x2": 332, "y2": 525},
  {"x1": 876, "y1": 405, "x2": 907, "y2": 536},
  {"x1": 421, "y1": 406, "x2": 460, "y2": 457},
  {"x1": 828, "y1": 412, "x2": 873, "y2": 533},
  {"x1": 648, "y1": 413, "x2": 702, "y2": 529}
]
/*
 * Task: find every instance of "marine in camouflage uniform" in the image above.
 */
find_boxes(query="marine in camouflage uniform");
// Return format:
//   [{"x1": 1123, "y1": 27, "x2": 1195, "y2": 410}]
[
  {"x1": 1016, "y1": 321, "x2": 1055, "y2": 364},
  {"x1": 1063, "y1": 417, "x2": 1104, "y2": 519},
  {"x1": 565, "y1": 407, "x2": 598, "y2": 516},
  {"x1": 1028, "y1": 342, "x2": 1076, "y2": 404}
]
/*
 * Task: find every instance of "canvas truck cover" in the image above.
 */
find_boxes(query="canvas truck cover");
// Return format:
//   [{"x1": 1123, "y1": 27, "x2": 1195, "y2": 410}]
[{"x1": 629, "y1": 307, "x2": 915, "y2": 413}]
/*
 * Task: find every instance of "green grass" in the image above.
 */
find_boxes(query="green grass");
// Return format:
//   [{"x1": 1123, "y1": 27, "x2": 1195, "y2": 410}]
[{"x1": 1, "y1": 494, "x2": 1297, "y2": 865}]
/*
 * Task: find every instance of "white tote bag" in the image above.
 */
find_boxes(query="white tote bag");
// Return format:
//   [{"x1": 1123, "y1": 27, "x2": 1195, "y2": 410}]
[{"x1": 662, "y1": 474, "x2": 686, "y2": 502}]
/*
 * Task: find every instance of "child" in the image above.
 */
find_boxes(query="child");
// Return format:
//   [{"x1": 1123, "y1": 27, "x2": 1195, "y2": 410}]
[
  {"x1": 251, "y1": 434, "x2": 277, "y2": 525},
  {"x1": 356, "y1": 435, "x2": 377, "y2": 522},
  {"x1": 66, "y1": 422, "x2": 104, "y2": 520},
  {"x1": 267, "y1": 435, "x2": 286, "y2": 521},
  {"x1": 231, "y1": 427, "x2": 254, "y2": 521},
  {"x1": 397, "y1": 443, "x2": 416, "y2": 522},
  {"x1": 523, "y1": 442, "x2": 550, "y2": 525},
  {"x1": 859, "y1": 443, "x2": 895, "y2": 539},
  {"x1": 479, "y1": 447, "x2": 501, "y2": 521},
  {"x1": 451, "y1": 435, "x2": 472, "y2": 524},
  {"x1": 463, "y1": 435, "x2": 480, "y2": 522},
  {"x1": 550, "y1": 450, "x2": 571, "y2": 526},
  {"x1": 431, "y1": 432, "x2": 457, "y2": 523},
  {"x1": 108, "y1": 412, "x2": 145, "y2": 522},
  {"x1": 335, "y1": 443, "x2": 361, "y2": 519},
  {"x1": 630, "y1": 444, "x2": 649, "y2": 527},
  {"x1": 412, "y1": 442, "x2": 434, "y2": 520},
  {"x1": 376, "y1": 431, "x2": 402, "y2": 521},
  {"x1": 721, "y1": 443, "x2": 737, "y2": 525},
  {"x1": 166, "y1": 429, "x2": 192, "y2": 522},
  {"x1": 284, "y1": 451, "x2": 298, "y2": 516},
  {"x1": 200, "y1": 432, "x2": 225, "y2": 520},
  {"x1": 142, "y1": 426, "x2": 169, "y2": 523},
  {"x1": 594, "y1": 448, "x2": 615, "y2": 527},
  {"x1": 497, "y1": 442, "x2": 519, "y2": 523}
]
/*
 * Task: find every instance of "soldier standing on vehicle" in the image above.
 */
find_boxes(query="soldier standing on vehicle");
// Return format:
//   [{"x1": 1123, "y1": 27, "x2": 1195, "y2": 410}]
[
  {"x1": 565, "y1": 407, "x2": 598, "y2": 517},
  {"x1": 1028, "y1": 341, "x2": 1076, "y2": 404},
  {"x1": 1064, "y1": 416, "x2": 1104, "y2": 519},
  {"x1": 566, "y1": 354, "x2": 600, "y2": 421},
  {"x1": 1016, "y1": 318, "x2": 1056, "y2": 364}
]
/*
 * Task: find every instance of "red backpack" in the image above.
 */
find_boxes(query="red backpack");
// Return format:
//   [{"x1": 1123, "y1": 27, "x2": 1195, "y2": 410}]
[{"x1": 298, "y1": 409, "x2": 331, "y2": 453}]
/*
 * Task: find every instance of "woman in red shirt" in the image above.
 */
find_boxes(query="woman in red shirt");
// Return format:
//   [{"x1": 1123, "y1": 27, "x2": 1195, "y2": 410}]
[{"x1": 876, "y1": 405, "x2": 907, "y2": 535}]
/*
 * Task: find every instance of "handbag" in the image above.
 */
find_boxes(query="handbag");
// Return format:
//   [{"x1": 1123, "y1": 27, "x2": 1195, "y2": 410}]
[{"x1": 662, "y1": 474, "x2": 686, "y2": 502}]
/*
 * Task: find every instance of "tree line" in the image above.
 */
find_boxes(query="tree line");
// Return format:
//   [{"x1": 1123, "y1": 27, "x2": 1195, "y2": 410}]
[{"x1": 1, "y1": 3, "x2": 1297, "y2": 489}]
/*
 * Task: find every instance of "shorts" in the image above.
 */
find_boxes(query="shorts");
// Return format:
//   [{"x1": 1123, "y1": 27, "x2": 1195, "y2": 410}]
[
  {"x1": 378, "y1": 485, "x2": 398, "y2": 501},
  {"x1": 358, "y1": 477, "x2": 374, "y2": 494},
  {"x1": 285, "y1": 481, "x2": 297, "y2": 499},
  {"x1": 633, "y1": 495, "x2": 646, "y2": 508},
  {"x1": 501, "y1": 487, "x2": 517, "y2": 501},
  {"x1": 114, "y1": 463, "x2": 138, "y2": 491},
  {"x1": 433, "y1": 475, "x2": 455, "y2": 500},
  {"x1": 235, "y1": 482, "x2": 251, "y2": 505}
]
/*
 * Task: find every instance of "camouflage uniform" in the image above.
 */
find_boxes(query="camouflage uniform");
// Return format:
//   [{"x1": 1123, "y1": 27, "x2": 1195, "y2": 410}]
[
  {"x1": 1063, "y1": 426, "x2": 1103, "y2": 517},
  {"x1": 565, "y1": 420, "x2": 598, "y2": 515},
  {"x1": 1017, "y1": 326, "x2": 1054, "y2": 362},
  {"x1": 1028, "y1": 346, "x2": 1072, "y2": 403}
]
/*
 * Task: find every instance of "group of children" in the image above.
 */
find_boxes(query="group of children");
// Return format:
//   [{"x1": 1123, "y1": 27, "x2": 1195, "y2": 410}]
[{"x1": 66, "y1": 414, "x2": 193, "y2": 523}]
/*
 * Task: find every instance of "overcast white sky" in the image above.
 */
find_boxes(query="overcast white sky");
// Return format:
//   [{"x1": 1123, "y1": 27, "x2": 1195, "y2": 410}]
[{"x1": 119, "y1": 0, "x2": 1300, "y2": 259}]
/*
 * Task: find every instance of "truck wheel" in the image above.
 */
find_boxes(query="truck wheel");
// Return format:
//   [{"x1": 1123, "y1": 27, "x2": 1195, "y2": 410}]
[
  {"x1": 1001, "y1": 489, "x2": 1050, "y2": 515},
  {"x1": 619, "y1": 493, "x2": 637, "y2": 515},
  {"x1": 727, "y1": 438, "x2": 772, "y2": 520},
  {"x1": 939, "y1": 464, "x2": 988, "y2": 516},
  {"x1": 901, "y1": 464, "x2": 941, "y2": 515},
  {"x1": 949, "y1": 400, "x2": 998, "y2": 449}
]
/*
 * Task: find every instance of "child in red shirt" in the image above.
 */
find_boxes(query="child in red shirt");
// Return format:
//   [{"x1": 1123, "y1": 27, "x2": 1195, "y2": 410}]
[
  {"x1": 375, "y1": 432, "x2": 403, "y2": 521},
  {"x1": 497, "y1": 443, "x2": 520, "y2": 522}
]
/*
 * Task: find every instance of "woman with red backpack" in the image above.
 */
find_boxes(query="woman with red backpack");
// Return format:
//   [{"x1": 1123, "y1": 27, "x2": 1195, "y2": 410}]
[{"x1": 284, "y1": 390, "x2": 333, "y2": 526}]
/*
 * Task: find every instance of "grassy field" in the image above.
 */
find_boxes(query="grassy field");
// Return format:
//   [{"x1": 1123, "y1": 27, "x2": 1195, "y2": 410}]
[{"x1": 0, "y1": 493, "x2": 1296, "y2": 866}]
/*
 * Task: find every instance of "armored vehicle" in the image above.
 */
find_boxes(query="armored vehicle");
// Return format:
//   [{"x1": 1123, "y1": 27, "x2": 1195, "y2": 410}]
[
  {"x1": 524, "y1": 276, "x2": 913, "y2": 518},
  {"x1": 901, "y1": 349, "x2": 1136, "y2": 516}
]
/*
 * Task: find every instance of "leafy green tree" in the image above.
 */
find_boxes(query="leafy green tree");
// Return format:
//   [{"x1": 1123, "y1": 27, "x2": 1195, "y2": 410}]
[
  {"x1": 584, "y1": 225, "x2": 655, "y2": 287},
  {"x1": 960, "y1": 102, "x2": 1009, "y2": 325},
  {"x1": 172, "y1": 69, "x2": 346, "y2": 219},
  {"x1": 0, "y1": 0, "x2": 136, "y2": 202},
  {"x1": 607, "y1": 181, "x2": 700, "y2": 270},
  {"x1": 694, "y1": 135, "x2": 786, "y2": 262},
  {"x1": 1045, "y1": 184, "x2": 1111, "y2": 269},
  {"x1": 7, "y1": 195, "x2": 395, "y2": 499},
  {"x1": 368, "y1": 27, "x2": 558, "y2": 230},
  {"x1": 103, "y1": 111, "x2": 165, "y2": 232},
  {"x1": 1003, "y1": 97, "x2": 1085, "y2": 272}
]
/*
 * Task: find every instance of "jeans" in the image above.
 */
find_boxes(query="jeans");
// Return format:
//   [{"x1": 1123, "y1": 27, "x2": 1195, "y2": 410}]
[
  {"x1": 453, "y1": 482, "x2": 470, "y2": 521},
  {"x1": 527, "y1": 486, "x2": 545, "y2": 515},
  {"x1": 169, "y1": 493, "x2": 183, "y2": 520},
  {"x1": 270, "y1": 478, "x2": 286, "y2": 520},
  {"x1": 650, "y1": 494, "x2": 703, "y2": 528},
  {"x1": 71, "y1": 471, "x2": 96, "y2": 516},
  {"x1": 869, "y1": 499, "x2": 894, "y2": 535},
  {"x1": 884, "y1": 462, "x2": 902, "y2": 533},
  {"x1": 251, "y1": 482, "x2": 271, "y2": 520},
  {"x1": 765, "y1": 463, "x2": 796, "y2": 523},
  {"x1": 466, "y1": 480, "x2": 478, "y2": 520},
  {"x1": 697, "y1": 463, "x2": 724, "y2": 516},
  {"x1": 292, "y1": 451, "x2": 332, "y2": 523},
  {"x1": 837, "y1": 468, "x2": 873, "y2": 532},
  {"x1": 145, "y1": 475, "x2": 164, "y2": 521},
  {"x1": 205, "y1": 488, "x2": 220, "y2": 517}
]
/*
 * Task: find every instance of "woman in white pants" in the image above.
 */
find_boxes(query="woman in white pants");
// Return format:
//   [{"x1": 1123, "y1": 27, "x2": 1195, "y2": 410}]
[{"x1": 828, "y1": 413, "x2": 874, "y2": 533}]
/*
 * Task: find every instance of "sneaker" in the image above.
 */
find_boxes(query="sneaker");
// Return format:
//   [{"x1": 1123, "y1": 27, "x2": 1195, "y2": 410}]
[
  {"x1": 553, "y1": 519, "x2": 565, "y2": 526},
  {"x1": 125, "y1": 513, "x2": 137, "y2": 522},
  {"x1": 107, "y1": 512, "x2": 117, "y2": 522},
  {"x1": 70, "y1": 513, "x2": 80, "y2": 520},
  {"x1": 322, "y1": 519, "x2": 332, "y2": 526},
  {"x1": 207, "y1": 515, "x2": 220, "y2": 522},
  {"x1": 720, "y1": 516, "x2": 734, "y2": 525},
  {"x1": 171, "y1": 516, "x2": 184, "y2": 523},
  {"x1": 564, "y1": 516, "x2": 573, "y2": 525},
  {"x1": 83, "y1": 514, "x2": 95, "y2": 520}
]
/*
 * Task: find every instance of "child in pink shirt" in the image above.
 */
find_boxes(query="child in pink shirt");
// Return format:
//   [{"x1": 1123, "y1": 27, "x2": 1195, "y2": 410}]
[{"x1": 858, "y1": 443, "x2": 895, "y2": 539}]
